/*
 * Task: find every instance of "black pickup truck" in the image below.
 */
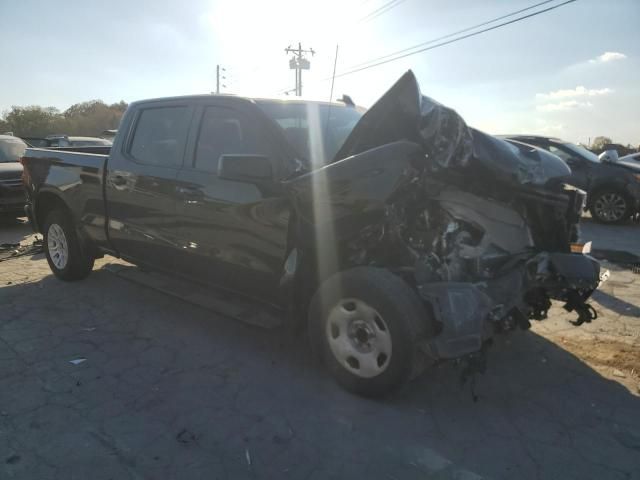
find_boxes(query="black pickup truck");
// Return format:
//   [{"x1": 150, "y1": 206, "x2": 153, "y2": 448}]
[{"x1": 22, "y1": 71, "x2": 604, "y2": 397}]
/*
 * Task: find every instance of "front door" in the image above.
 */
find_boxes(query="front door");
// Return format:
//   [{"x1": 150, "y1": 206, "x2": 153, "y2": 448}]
[{"x1": 174, "y1": 103, "x2": 291, "y2": 303}]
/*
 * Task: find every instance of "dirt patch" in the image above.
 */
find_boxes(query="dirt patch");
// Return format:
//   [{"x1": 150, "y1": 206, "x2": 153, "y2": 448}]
[{"x1": 554, "y1": 335, "x2": 640, "y2": 379}]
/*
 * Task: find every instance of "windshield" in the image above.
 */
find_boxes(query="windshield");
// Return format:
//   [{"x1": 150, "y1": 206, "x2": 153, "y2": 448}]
[
  {"x1": 0, "y1": 137, "x2": 27, "y2": 162},
  {"x1": 562, "y1": 142, "x2": 600, "y2": 163},
  {"x1": 255, "y1": 101, "x2": 364, "y2": 167}
]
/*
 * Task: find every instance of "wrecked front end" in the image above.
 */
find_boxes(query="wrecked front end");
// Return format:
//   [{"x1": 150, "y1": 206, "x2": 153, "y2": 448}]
[{"x1": 289, "y1": 70, "x2": 605, "y2": 365}]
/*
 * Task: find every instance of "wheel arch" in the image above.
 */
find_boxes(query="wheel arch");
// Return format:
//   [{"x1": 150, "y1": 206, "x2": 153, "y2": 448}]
[
  {"x1": 34, "y1": 190, "x2": 73, "y2": 233},
  {"x1": 280, "y1": 210, "x2": 370, "y2": 328}
]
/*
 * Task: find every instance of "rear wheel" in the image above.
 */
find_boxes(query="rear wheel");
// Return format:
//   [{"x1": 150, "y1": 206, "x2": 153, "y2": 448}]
[
  {"x1": 589, "y1": 190, "x2": 632, "y2": 224},
  {"x1": 43, "y1": 209, "x2": 94, "y2": 281},
  {"x1": 309, "y1": 267, "x2": 430, "y2": 397}
]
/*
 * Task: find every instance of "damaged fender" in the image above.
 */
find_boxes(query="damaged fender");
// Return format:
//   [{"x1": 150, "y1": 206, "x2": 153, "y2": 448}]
[
  {"x1": 285, "y1": 140, "x2": 422, "y2": 248},
  {"x1": 283, "y1": 69, "x2": 605, "y2": 367}
]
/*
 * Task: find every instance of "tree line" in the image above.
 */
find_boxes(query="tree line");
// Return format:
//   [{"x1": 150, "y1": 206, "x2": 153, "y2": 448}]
[{"x1": 0, "y1": 100, "x2": 128, "y2": 138}]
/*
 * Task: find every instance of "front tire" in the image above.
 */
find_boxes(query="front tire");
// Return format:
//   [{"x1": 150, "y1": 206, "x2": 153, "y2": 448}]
[
  {"x1": 309, "y1": 267, "x2": 431, "y2": 397},
  {"x1": 43, "y1": 209, "x2": 94, "y2": 281},
  {"x1": 589, "y1": 190, "x2": 632, "y2": 224}
]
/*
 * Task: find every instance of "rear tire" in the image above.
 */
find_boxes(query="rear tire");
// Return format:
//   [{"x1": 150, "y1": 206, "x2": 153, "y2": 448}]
[
  {"x1": 309, "y1": 267, "x2": 431, "y2": 397},
  {"x1": 589, "y1": 189, "x2": 632, "y2": 224},
  {"x1": 43, "y1": 209, "x2": 94, "y2": 281}
]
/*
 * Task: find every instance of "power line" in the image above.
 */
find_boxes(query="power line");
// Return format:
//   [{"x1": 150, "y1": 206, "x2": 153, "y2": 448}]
[
  {"x1": 358, "y1": 0, "x2": 407, "y2": 23},
  {"x1": 348, "y1": 0, "x2": 558, "y2": 70},
  {"x1": 271, "y1": 0, "x2": 575, "y2": 95},
  {"x1": 331, "y1": 0, "x2": 577, "y2": 80}
]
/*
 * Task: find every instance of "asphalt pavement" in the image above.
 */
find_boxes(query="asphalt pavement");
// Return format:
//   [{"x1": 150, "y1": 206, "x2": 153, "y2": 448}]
[{"x1": 1, "y1": 217, "x2": 639, "y2": 479}]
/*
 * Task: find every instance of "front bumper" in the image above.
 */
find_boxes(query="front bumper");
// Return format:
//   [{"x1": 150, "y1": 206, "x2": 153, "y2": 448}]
[{"x1": 418, "y1": 252, "x2": 603, "y2": 360}]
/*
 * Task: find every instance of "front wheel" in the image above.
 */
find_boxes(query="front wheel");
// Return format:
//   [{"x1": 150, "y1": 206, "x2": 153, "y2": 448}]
[
  {"x1": 589, "y1": 190, "x2": 632, "y2": 224},
  {"x1": 309, "y1": 267, "x2": 431, "y2": 397},
  {"x1": 43, "y1": 209, "x2": 94, "y2": 281}
]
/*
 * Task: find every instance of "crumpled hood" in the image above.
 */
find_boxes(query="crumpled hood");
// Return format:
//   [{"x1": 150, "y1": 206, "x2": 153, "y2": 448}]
[{"x1": 335, "y1": 70, "x2": 570, "y2": 187}]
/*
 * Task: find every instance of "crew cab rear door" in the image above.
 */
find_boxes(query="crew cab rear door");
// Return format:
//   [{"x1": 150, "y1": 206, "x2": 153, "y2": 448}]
[
  {"x1": 173, "y1": 99, "x2": 291, "y2": 303},
  {"x1": 105, "y1": 101, "x2": 195, "y2": 268}
]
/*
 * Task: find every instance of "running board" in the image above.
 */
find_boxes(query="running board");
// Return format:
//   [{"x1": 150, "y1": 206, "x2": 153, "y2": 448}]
[{"x1": 103, "y1": 263, "x2": 283, "y2": 329}]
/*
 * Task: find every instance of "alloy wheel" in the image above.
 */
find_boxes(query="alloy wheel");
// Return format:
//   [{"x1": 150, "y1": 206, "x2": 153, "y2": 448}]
[{"x1": 47, "y1": 223, "x2": 69, "y2": 269}]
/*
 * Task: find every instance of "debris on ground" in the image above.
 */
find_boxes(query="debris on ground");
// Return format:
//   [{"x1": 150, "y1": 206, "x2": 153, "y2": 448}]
[
  {"x1": 176, "y1": 429, "x2": 197, "y2": 445},
  {"x1": 612, "y1": 369, "x2": 627, "y2": 378},
  {"x1": 0, "y1": 238, "x2": 43, "y2": 262}
]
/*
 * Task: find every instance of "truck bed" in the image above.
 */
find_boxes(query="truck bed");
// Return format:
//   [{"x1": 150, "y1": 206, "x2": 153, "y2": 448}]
[{"x1": 22, "y1": 147, "x2": 109, "y2": 244}]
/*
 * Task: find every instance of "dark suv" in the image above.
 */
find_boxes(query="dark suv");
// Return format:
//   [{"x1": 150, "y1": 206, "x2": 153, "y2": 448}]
[
  {"x1": 502, "y1": 135, "x2": 640, "y2": 224},
  {"x1": 0, "y1": 135, "x2": 27, "y2": 219}
]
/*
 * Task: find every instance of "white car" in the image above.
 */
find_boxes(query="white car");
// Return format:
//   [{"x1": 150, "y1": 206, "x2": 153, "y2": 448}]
[{"x1": 619, "y1": 152, "x2": 640, "y2": 163}]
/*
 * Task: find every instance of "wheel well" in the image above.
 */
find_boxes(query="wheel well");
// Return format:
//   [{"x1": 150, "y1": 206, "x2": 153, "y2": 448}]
[{"x1": 35, "y1": 192, "x2": 71, "y2": 232}]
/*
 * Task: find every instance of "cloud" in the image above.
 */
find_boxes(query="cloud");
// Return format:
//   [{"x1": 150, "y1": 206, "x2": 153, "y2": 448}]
[
  {"x1": 537, "y1": 122, "x2": 565, "y2": 134},
  {"x1": 536, "y1": 101, "x2": 593, "y2": 112},
  {"x1": 536, "y1": 86, "x2": 613, "y2": 100},
  {"x1": 589, "y1": 51, "x2": 626, "y2": 63}
]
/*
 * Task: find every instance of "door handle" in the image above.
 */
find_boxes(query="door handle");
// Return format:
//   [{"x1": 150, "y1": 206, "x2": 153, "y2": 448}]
[
  {"x1": 176, "y1": 186, "x2": 204, "y2": 204},
  {"x1": 175, "y1": 186, "x2": 201, "y2": 196}
]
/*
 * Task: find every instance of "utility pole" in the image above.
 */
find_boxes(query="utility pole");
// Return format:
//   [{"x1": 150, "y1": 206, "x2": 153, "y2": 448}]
[
  {"x1": 215, "y1": 64, "x2": 227, "y2": 94},
  {"x1": 285, "y1": 43, "x2": 314, "y2": 96}
]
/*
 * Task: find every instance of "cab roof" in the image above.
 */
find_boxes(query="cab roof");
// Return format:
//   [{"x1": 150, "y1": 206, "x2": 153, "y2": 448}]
[{"x1": 129, "y1": 93, "x2": 357, "y2": 110}]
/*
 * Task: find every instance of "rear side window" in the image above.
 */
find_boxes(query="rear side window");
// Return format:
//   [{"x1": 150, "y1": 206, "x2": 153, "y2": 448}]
[
  {"x1": 193, "y1": 107, "x2": 260, "y2": 173},
  {"x1": 129, "y1": 106, "x2": 190, "y2": 167}
]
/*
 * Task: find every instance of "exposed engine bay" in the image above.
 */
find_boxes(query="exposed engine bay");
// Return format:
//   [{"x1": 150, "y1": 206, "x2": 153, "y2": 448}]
[{"x1": 288, "y1": 70, "x2": 606, "y2": 365}]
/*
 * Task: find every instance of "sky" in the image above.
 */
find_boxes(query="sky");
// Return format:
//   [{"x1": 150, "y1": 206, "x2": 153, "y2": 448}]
[{"x1": 1, "y1": 0, "x2": 638, "y2": 145}]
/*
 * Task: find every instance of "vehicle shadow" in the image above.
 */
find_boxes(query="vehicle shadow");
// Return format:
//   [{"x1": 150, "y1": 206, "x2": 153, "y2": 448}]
[
  {"x1": 1, "y1": 268, "x2": 639, "y2": 480},
  {"x1": 592, "y1": 289, "x2": 640, "y2": 317}
]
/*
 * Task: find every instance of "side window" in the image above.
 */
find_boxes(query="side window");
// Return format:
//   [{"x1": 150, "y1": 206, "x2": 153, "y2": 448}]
[
  {"x1": 193, "y1": 107, "x2": 261, "y2": 173},
  {"x1": 129, "y1": 106, "x2": 190, "y2": 167}
]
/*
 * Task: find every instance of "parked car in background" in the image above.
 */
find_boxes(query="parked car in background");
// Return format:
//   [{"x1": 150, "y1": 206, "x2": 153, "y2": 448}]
[
  {"x1": 101, "y1": 129, "x2": 117, "y2": 139},
  {"x1": 502, "y1": 135, "x2": 640, "y2": 224},
  {"x1": 619, "y1": 152, "x2": 640, "y2": 164},
  {"x1": 21, "y1": 71, "x2": 604, "y2": 397},
  {"x1": 22, "y1": 135, "x2": 112, "y2": 148},
  {"x1": 0, "y1": 134, "x2": 27, "y2": 219},
  {"x1": 67, "y1": 136, "x2": 113, "y2": 147}
]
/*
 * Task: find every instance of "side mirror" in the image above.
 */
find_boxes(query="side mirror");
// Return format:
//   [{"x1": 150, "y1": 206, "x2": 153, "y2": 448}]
[
  {"x1": 218, "y1": 154, "x2": 273, "y2": 182},
  {"x1": 598, "y1": 149, "x2": 618, "y2": 163}
]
